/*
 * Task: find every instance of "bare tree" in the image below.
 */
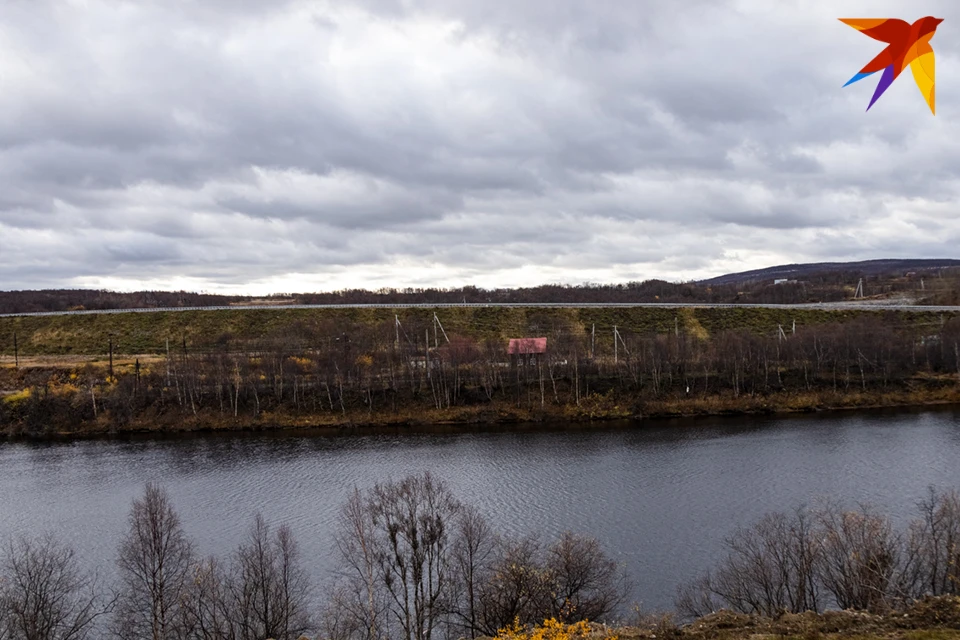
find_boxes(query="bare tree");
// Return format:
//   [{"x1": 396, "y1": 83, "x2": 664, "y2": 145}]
[
  {"x1": 326, "y1": 472, "x2": 463, "y2": 640},
  {"x1": 180, "y1": 557, "x2": 233, "y2": 640},
  {"x1": 370, "y1": 472, "x2": 461, "y2": 640},
  {"x1": 472, "y1": 535, "x2": 549, "y2": 636},
  {"x1": 448, "y1": 504, "x2": 497, "y2": 638},
  {"x1": 321, "y1": 581, "x2": 382, "y2": 640},
  {"x1": 227, "y1": 514, "x2": 312, "y2": 640},
  {"x1": 324, "y1": 488, "x2": 390, "y2": 640},
  {"x1": 816, "y1": 502, "x2": 903, "y2": 613},
  {"x1": 0, "y1": 534, "x2": 112, "y2": 640},
  {"x1": 675, "y1": 573, "x2": 722, "y2": 620},
  {"x1": 543, "y1": 531, "x2": 630, "y2": 623},
  {"x1": 905, "y1": 487, "x2": 960, "y2": 597},
  {"x1": 675, "y1": 507, "x2": 821, "y2": 618},
  {"x1": 113, "y1": 483, "x2": 194, "y2": 640}
]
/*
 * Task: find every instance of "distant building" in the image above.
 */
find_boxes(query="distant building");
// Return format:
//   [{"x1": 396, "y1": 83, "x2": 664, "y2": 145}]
[
  {"x1": 508, "y1": 337, "x2": 547, "y2": 365},
  {"x1": 508, "y1": 337, "x2": 547, "y2": 354},
  {"x1": 774, "y1": 278, "x2": 798, "y2": 285}
]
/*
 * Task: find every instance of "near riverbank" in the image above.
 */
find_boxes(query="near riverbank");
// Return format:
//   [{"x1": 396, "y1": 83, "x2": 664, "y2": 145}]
[{"x1": 531, "y1": 597, "x2": 960, "y2": 640}]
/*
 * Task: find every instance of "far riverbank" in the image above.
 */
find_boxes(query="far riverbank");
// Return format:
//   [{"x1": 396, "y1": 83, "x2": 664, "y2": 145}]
[
  {"x1": 3, "y1": 373, "x2": 959, "y2": 441},
  {"x1": 4, "y1": 306, "x2": 960, "y2": 440}
]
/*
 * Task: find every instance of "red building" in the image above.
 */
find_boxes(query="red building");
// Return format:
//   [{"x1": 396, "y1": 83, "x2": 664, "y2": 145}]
[{"x1": 507, "y1": 337, "x2": 547, "y2": 365}]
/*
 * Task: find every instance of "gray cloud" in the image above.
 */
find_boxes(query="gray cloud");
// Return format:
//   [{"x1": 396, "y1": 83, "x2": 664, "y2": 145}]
[{"x1": 1, "y1": 0, "x2": 959, "y2": 293}]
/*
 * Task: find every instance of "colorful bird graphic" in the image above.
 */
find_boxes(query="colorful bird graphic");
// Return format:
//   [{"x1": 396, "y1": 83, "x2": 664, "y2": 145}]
[{"x1": 840, "y1": 16, "x2": 942, "y2": 114}]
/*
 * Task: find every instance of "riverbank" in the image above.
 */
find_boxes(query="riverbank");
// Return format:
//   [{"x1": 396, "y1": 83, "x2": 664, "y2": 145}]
[
  {"x1": 3, "y1": 304, "x2": 960, "y2": 440},
  {"x1": 3, "y1": 370, "x2": 959, "y2": 440}
]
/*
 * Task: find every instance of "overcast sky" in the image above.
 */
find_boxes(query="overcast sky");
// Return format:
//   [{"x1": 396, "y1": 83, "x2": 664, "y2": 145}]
[{"x1": 1, "y1": 0, "x2": 958, "y2": 294}]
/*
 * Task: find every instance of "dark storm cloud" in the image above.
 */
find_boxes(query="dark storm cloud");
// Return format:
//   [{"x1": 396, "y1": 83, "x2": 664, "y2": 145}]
[{"x1": 1, "y1": 0, "x2": 959, "y2": 292}]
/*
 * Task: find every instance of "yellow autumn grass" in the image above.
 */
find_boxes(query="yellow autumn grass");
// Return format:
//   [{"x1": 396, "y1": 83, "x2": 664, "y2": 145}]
[
  {"x1": 2, "y1": 388, "x2": 31, "y2": 405},
  {"x1": 495, "y1": 618, "x2": 618, "y2": 640}
]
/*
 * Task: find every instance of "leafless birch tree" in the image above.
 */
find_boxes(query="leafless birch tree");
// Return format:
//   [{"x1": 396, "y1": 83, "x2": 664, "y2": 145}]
[
  {"x1": 113, "y1": 483, "x2": 194, "y2": 640},
  {"x1": 0, "y1": 534, "x2": 112, "y2": 640}
]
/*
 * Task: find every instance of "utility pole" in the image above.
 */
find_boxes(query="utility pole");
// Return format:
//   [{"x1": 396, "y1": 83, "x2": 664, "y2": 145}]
[
  {"x1": 433, "y1": 312, "x2": 450, "y2": 343},
  {"x1": 395, "y1": 315, "x2": 400, "y2": 349},
  {"x1": 792, "y1": 319, "x2": 796, "y2": 335},
  {"x1": 614, "y1": 326, "x2": 629, "y2": 361},
  {"x1": 425, "y1": 329, "x2": 430, "y2": 379},
  {"x1": 591, "y1": 324, "x2": 595, "y2": 358},
  {"x1": 108, "y1": 336, "x2": 114, "y2": 378},
  {"x1": 854, "y1": 278, "x2": 864, "y2": 299}
]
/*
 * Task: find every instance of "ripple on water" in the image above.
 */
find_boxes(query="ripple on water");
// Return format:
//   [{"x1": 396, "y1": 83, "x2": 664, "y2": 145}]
[{"x1": 1, "y1": 408, "x2": 959, "y2": 610}]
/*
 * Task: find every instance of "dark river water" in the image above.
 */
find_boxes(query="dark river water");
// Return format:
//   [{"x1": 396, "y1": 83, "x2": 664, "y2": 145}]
[{"x1": 2, "y1": 408, "x2": 960, "y2": 614}]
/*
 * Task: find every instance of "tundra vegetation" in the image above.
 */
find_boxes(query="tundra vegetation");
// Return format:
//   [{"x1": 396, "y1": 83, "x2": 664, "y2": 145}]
[
  {"x1": 2, "y1": 476, "x2": 960, "y2": 640},
  {"x1": 3, "y1": 308, "x2": 960, "y2": 437}
]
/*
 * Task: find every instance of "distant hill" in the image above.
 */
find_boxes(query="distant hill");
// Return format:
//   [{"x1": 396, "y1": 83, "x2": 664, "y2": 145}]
[
  {"x1": 2, "y1": 259, "x2": 960, "y2": 314},
  {"x1": 699, "y1": 259, "x2": 960, "y2": 287}
]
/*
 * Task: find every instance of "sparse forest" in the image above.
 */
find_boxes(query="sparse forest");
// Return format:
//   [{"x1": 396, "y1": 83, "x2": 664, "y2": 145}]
[
  {"x1": 676, "y1": 488, "x2": 960, "y2": 619},
  {"x1": 0, "y1": 473, "x2": 629, "y2": 640},
  {"x1": 3, "y1": 309, "x2": 960, "y2": 437},
  {"x1": 2, "y1": 477, "x2": 959, "y2": 640}
]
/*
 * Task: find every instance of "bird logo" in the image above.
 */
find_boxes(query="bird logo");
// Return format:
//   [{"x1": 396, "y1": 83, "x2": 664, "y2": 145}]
[{"x1": 840, "y1": 17, "x2": 942, "y2": 114}]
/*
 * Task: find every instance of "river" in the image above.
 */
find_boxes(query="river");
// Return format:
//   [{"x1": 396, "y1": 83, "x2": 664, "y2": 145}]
[{"x1": 1, "y1": 408, "x2": 959, "y2": 614}]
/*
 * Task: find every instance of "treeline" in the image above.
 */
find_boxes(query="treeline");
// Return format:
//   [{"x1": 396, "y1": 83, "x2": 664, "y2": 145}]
[
  {"x1": 676, "y1": 487, "x2": 960, "y2": 618},
  {"x1": 0, "y1": 281, "x2": 750, "y2": 313},
  {"x1": 0, "y1": 473, "x2": 628, "y2": 640},
  {"x1": 3, "y1": 313, "x2": 960, "y2": 435},
  {"x1": 3, "y1": 264, "x2": 959, "y2": 314},
  {"x1": 0, "y1": 290, "x2": 249, "y2": 315}
]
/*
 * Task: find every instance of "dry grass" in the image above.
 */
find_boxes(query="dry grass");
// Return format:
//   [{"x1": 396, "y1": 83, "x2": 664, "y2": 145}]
[
  {"x1": 2, "y1": 306, "x2": 954, "y2": 357},
  {"x1": 0, "y1": 354, "x2": 164, "y2": 369},
  {"x1": 610, "y1": 597, "x2": 960, "y2": 640},
  {"x1": 640, "y1": 384, "x2": 960, "y2": 418}
]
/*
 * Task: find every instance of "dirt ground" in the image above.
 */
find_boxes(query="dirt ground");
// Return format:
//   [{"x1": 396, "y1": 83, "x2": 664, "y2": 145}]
[{"x1": 0, "y1": 353, "x2": 165, "y2": 369}]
